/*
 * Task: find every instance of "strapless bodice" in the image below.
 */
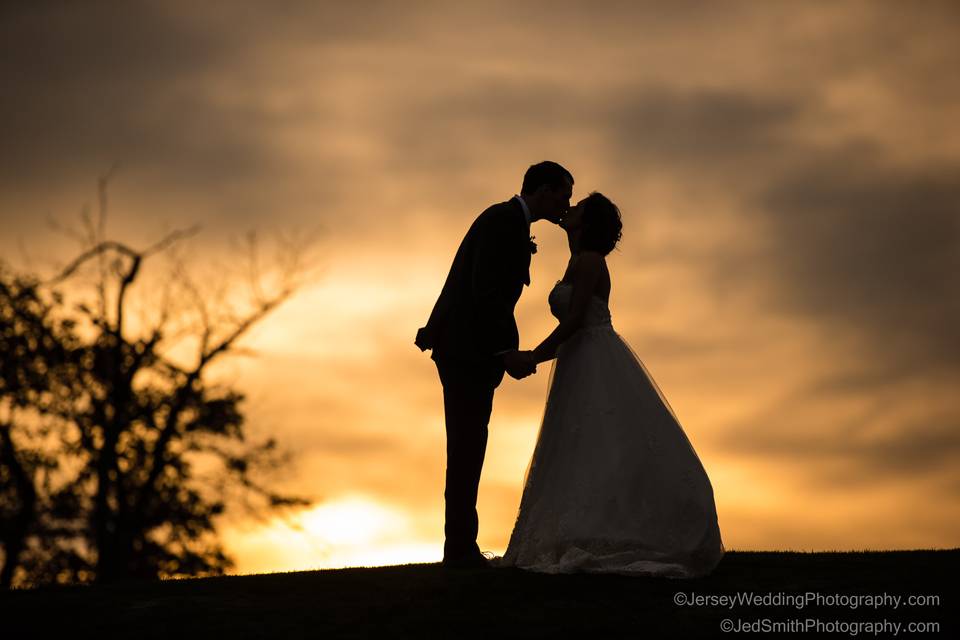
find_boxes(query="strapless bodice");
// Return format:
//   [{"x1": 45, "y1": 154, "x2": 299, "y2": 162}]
[{"x1": 548, "y1": 281, "x2": 612, "y2": 329}]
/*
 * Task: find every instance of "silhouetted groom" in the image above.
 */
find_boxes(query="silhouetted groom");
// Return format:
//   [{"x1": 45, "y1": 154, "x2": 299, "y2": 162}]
[{"x1": 415, "y1": 161, "x2": 574, "y2": 569}]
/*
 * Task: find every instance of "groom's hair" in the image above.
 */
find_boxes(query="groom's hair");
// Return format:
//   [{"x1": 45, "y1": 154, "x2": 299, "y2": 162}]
[
  {"x1": 520, "y1": 161, "x2": 574, "y2": 195},
  {"x1": 580, "y1": 192, "x2": 623, "y2": 256}
]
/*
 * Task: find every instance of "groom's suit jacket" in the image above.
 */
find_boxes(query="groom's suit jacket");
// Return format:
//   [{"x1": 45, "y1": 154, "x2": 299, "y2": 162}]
[{"x1": 419, "y1": 198, "x2": 532, "y2": 364}]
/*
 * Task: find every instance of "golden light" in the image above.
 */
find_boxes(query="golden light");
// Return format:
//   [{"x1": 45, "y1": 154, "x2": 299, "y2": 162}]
[{"x1": 221, "y1": 495, "x2": 442, "y2": 574}]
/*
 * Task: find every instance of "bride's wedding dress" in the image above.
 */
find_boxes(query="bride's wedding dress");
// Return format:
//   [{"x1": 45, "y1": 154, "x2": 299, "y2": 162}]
[{"x1": 497, "y1": 281, "x2": 724, "y2": 577}]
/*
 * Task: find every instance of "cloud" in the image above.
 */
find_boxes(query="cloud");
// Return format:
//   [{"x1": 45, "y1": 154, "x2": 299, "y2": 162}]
[
  {"x1": 717, "y1": 372, "x2": 960, "y2": 489},
  {"x1": 607, "y1": 88, "x2": 806, "y2": 175},
  {"x1": 0, "y1": 1, "x2": 411, "y2": 230},
  {"x1": 756, "y1": 151, "x2": 960, "y2": 373}
]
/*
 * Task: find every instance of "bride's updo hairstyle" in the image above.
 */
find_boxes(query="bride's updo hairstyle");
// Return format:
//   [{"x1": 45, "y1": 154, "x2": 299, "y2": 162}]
[{"x1": 579, "y1": 192, "x2": 622, "y2": 256}]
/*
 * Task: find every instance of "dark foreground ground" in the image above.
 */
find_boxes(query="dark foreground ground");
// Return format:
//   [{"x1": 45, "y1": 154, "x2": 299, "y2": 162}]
[{"x1": 1, "y1": 550, "x2": 957, "y2": 639}]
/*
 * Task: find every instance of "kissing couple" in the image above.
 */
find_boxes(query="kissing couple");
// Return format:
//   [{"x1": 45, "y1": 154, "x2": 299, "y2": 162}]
[{"x1": 415, "y1": 161, "x2": 724, "y2": 577}]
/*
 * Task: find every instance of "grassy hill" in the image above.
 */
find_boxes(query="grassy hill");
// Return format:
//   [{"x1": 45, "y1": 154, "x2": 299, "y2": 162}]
[{"x1": 2, "y1": 550, "x2": 957, "y2": 638}]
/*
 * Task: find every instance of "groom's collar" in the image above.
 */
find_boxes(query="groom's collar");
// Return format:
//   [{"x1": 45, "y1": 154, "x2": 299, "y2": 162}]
[{"x1": 513, "y1": 194, "x2": 531, "y2": 227}]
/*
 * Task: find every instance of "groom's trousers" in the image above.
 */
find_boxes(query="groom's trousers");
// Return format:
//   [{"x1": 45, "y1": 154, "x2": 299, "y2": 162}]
[{"x1": 434, "y1": 356, "x2": 504, "y2": 559}]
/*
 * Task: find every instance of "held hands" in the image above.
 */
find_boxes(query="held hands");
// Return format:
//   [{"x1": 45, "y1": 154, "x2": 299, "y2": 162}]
[{"x1": 503, "y1": 349, "x2": 537, "y2": 380}]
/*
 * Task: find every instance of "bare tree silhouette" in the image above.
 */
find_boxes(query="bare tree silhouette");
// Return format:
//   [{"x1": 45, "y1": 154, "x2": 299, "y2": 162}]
[{"x1": 0, "y1": 176, "x2": 321, "y2": 588}]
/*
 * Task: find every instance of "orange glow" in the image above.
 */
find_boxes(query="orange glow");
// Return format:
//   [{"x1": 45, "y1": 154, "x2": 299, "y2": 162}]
[
  {"x1": 221, "y1": 495, "x2": 441, "y2": 573},
  {"x1": 3, "y1": 2, "x2": 957, "y2": 578}
]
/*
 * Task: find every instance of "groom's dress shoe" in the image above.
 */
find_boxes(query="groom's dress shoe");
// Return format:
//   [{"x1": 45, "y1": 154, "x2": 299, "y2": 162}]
[{"x1": 442, "y1": 552, "x2": 492, "y2": 570}]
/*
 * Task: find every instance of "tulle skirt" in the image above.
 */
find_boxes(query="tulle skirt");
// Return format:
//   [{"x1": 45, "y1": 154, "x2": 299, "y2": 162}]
[{"x1": 497, "y1": 324, "x2": 724, "y2": 577}]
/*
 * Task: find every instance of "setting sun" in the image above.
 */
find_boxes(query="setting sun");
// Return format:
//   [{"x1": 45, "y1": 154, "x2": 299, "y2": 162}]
[{"x1": 221, "y1": 496, "x2": 441, "y2": 574}]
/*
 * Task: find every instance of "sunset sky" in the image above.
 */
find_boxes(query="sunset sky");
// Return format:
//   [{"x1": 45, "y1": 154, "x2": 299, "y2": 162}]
[{"x1": 2, "y1": 1, "x2": 958, "y2": 574}]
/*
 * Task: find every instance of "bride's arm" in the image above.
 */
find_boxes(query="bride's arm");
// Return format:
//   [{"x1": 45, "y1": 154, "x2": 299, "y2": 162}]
[{"x1": 531, "y1": 252, "x2": 603, "y2": 364}]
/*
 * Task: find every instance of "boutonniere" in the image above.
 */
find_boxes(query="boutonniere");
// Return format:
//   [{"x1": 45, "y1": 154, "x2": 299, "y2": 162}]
[{"x1": 529, "y1": 235, "x2": 537, "y2": 254}]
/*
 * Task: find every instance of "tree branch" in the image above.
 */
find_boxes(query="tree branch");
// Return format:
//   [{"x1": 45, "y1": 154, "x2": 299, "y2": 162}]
[{"x1": 44, "y1": 226, "x2": 201, "y2": 288}]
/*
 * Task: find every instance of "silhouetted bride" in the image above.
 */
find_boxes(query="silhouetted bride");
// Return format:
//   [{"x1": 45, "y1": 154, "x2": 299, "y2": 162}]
[{"x1": 497, "y1": 193, "x2": 724, "y2": 577}]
